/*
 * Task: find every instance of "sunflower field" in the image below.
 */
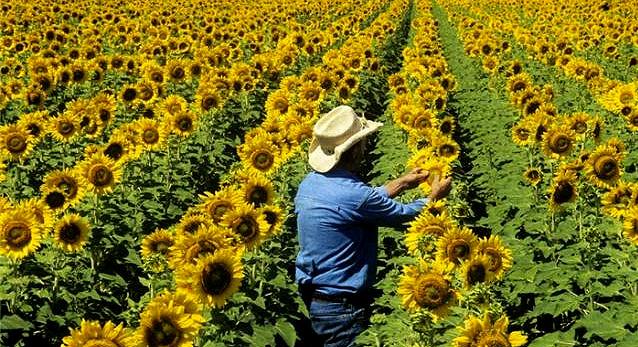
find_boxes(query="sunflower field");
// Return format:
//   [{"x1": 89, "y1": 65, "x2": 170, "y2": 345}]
[{"x1": 1, "y1": 0, "x2": 638, "y2": 346}]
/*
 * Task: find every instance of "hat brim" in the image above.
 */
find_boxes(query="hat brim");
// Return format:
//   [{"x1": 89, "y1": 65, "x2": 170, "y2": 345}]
[{"x1": 308, "y1": 117, "x2": 383, "y2": 173}]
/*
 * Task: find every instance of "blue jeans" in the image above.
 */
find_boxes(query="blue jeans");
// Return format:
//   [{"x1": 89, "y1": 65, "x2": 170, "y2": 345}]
[{"x1": 305, "y1": 299, "x2": 369, "y2": 347}]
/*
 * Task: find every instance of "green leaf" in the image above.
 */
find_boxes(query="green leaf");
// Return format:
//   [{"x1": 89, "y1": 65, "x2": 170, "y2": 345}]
[
  {"x1": 0, "y1": 315, "x2": 34, "y2": 330},
  {"x1": 275, "y1": 319, "x2": 297, "y2": 347}
]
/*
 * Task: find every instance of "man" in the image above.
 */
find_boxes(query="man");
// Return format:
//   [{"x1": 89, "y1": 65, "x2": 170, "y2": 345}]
[{"x1": 294, "y1": 105, "x2": 452, "y2": 346}]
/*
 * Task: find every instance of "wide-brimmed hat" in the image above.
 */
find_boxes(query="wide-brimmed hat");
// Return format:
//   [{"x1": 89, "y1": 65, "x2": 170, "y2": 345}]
[{"x1": 308, "y1": 105, "x2": 382, "y2": 173}]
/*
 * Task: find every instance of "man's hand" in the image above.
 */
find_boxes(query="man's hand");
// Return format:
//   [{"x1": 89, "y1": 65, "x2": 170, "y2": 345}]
[
  {"x1": 428, "y1": 175, "x2": 452, "y2": 201},
  {"x1": 399, "y1": 168, "x2": 430, "y2": 189},
  {"x1": 384, "y1": 168, "x2": 430, "y2": 198}
]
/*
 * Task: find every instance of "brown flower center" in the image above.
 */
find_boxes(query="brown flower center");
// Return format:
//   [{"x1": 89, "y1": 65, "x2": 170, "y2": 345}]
[
  {"x1": 201, "y1": 262, "x2": 232, "y2": 295},
  {"x1": 467, "y1": 262, "x2": 487, "y2": 286},
  {"x1": 248, "y1": 186, "x2": 268, "y2": 206},
  {"x1": 147, "y1": 317, "x2": 180, "y2": 346},
  {"x1": 477, "y1": 332, "x2": 512, "y2": 347},
  {"x1": 143, "y1": 128, "x2": 159, "y2": 144},
  {"x1": 6, "y1": 133, "x2": 27, "y2": 154},
  {"x1": 104, "y1": 142, "x2": 124, "y2": 160},
  {"x1": 88, "y1": 164, "x2": 114, "y2": 188},
  {"x1": 59, "y1": 223, "x2": 81, "y2": 244},
  {"x1": 594, "y1": 156, "x2": 619, "y2": 180},
  {"x1": 252, "y1": 151, "x2": 274, "y2": 171},
  {"x1": 484, "y1": 248, "x2": 503, "y2": 272},
  {"x1": 553, "y1": 182, "x2": 575, "y2": 204},
  {"x1": 414, "y1": 274, "x2": 450, "y2": 309},
  {"x1": 6, "y1": 223, "x2": 31, "y2": 248},
  {"x1": 57, "y1": 121, "x2": 75, "y2": 136},
  {"x1": 45, "y1": 191, "x2": 66, "y2": 209},
  {"x1": 549, "y1": 134, "x2": 572, "y2": 154},
  {"x1": 234, "y1": 216, "x2": 258, "y2": 241},
  {"x1": 201, "y1": 94, "x2": 219, "y2": 110},
  {"x1": 447, "y1": 240, "x2": 470, "y2": 264}
]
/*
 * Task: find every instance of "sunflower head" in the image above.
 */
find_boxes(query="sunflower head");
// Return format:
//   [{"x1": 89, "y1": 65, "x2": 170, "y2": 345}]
[
  {"x1": 436, "y1": 227, "x2": 478, "y2": 266},
  {"x1": 523, "y1": 167, "x2": 542, "y2": 186},
  {"x1": 175, "y1": 249, "x2": 244, "y2": 308},
  {"x1": 585, "y1": 144, "x2": 622, "y2": 189},
  {"x1": 477, "y1": 235, "x2": 513, "y2": 279},
  {"x1": 541, "y1": 125, "x2": 575, "y2": 159},
  {"x1": 0, "y1": 210, "x2": 42, "y2": 260},
  {"x1": 62, "y1": 320, "x2": 135, "y2": 347},
  {"x1": 398, "y1": 259, "x2": 456, "y2": 319},
  {"x1": 77, "y1": 153, "x2": 121, "y2": 195},
  {"x1": 198, "y1": 187, "x2": 244, "y2": 224},
  {"x1": 549, "y1": 170, "x2": 579, "y2": 209},
  {"x1": 238, "y1": 173, "x2": 274, "y2": 207},
  {"x1": 53, "y1": 214, "x2": 91, "y2": 252},
  {"x1": 460, "y1": 255, "x2": 495, "y2": 288},
  {"x1": 222, "y1": 204, "x2": 269, "y2": 250}
]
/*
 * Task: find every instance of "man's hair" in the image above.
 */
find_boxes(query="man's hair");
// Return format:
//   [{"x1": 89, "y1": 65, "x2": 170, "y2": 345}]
[{"x1": 337, "y1": 138, "x2": 366, "y2": 166}]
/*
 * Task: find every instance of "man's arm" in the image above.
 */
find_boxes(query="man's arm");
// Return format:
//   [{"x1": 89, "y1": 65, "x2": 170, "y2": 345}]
[{"x1": 383, "y1": 168, "x2": 452, "y2": 201}]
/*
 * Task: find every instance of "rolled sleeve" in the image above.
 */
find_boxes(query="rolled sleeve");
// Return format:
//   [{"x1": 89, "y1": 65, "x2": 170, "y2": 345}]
[{"x1": 357, "y1": 187, "x2": 428, "y2": 227}]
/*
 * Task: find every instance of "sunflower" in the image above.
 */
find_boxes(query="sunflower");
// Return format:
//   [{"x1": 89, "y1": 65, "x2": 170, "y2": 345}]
[
  {"x1": 134, "y1": 118, "x2": 169, "y2": 151},
  {"x1": 601, "y1": 181, "x2": 634, "y2": 218},
  {"x1": 406, "y1": 212, "x2": 456, "y2": 256},
  {"x1": 511, "y1": 121, "x2": 534, "y2": 147},
  {"x1": 103, "y1": 134, "x2": 139, "y2": 163},
  {"x1": 141, "y1": 228, "x2": 174, "y2": 259},
  {"x1": 460, "y1": 255, "x2": 495, "y2": 288},
  {"x1": 238, "y1": 135, "x2": 281, "y2": 175},
  {"x1": 237, "y1": 173, "x2": 274, "y2": 207},
  {"x1": 18, "y1": 110, "x2": 49, "y2": 142},
  {"x1": 168, "y1": 226, "x2": 232, "y2": 270},
  {"x1": 430, "y1": 135, "x2": 460, "y2": 162},
  {"x1": 436, "y1": 227, "x2": 478, "y2": 267},
  {"x1": 175, "y1": 212, "x2": 212, "y2": 236},
  {"x1": 452, "y1": 314, "x2": 527, "y2": 347},
  {"x1": 76, "y1": 153, "x2": 122, "y2": 195},
  {"x1": 137, "y1": 291, "x2": 204, "y2": 347},
  {"x1": 523, "y1": 167, "x2": 542, "y2": 186},
  {"x1": 416, "y1": 157, "x2": 451, "y2": 196},
  {"x1": 541, "y1": 125, "x2": 575, "y2": 159},
  {"x1": 585, "y1": 145, "x2": 622, "y2": 189},
  {"x1": 195, "y1": 83, "x2": 222, "y2": 112},
  {"x1": 162, "y1": 95, "x2": 189, "y2": 117},
  {"x1": 62, "y1": 320, "x2": 136, "y2": 347},
  {"x1": 564, "y1": 112, "x2": 590, "y2": 138},
  {"x1": 438, "y1": 116, "x2": 456, "y2": 136},
  {"x1": 41, "y1": 168, "x2": 84, "y2": 208},
  {"x1": 397, "y1": 259, "x2": 456, "y2": 319},
  {"x1": 119, "y1": 84, "x2": 139, "y2": 105},
  {"x1": 92, "y1": 92, "x2": 117, "y2": 127},
  {"x1": 170, "y1": 111, "x2": 198, "y2": 137},
  {"x1": 264, "y1": 89, "x2": 290, "y2": 118},
  {"x1": 222, "y1": 203, "x2": 269, "y2": 250},
  {"x1": 476, "y1": 235, "x2": 512, "y2": 279},
  {"x1": 258, "y1": 204, "x2": 285, "y2": 236},
  {"x1": 53, "y1": 213, "x2": 91, "y2": 252},
  {"x1": 198, "y1": 187, "x2": 244, "y2": 224},
  {"x1": 549, "y1": 170, "x2": 578, "y2": 209},
  {"x1": 175, "y1": 249, "x2": 244, "y2": 308},
  {"x1": 587, "y1": 116, "x2": 604, "y2": 141},
  {"x1": 13, "y1": 198, "x2": 54, "y2": 235},
  {"x1": 166, "y1": 59, "x2": 189, "y2": 83},
  {"x1": 0, "y1": 210, "x2": 42, "y2": 260},
  {"x1": 622, "y1": 207, "x2": 638, "y2": 245},
  {"x1": 507, "y1": 73, "x2": 532, "y2": 96},
  {"x1": 0, "y1": 123, "x2": 33, "y2": 161},
  {"x1": 50, "y1": 112, "x2": 80, "y2": 143}
]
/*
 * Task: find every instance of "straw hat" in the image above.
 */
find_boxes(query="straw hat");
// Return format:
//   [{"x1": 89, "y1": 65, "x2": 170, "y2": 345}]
[{"x1": 308, "y1": 105, "x2": 382, "y2": 173}]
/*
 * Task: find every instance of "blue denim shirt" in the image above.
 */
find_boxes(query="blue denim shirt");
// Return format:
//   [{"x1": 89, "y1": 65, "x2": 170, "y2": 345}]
[{"x1": 294, "y1": 168, "x2": 427, "y2": 296}]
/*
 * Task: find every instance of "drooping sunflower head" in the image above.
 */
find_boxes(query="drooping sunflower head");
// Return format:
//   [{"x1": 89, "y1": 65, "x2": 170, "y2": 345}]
[
  {"x1": 585, "y1": 144, "x2": 622, "y2": 189},
  {"x1": 477, "y1": 235, "x2": 513, "y2": 279},
  {"x1": 436, "y1": 227, "x2": 479, "y2": 266},
  {"x1": 0, "y1": 210, "x2": 42, "y2": 260},
  {"x1": 222, "y1": 204, "x2": 269, "y2": 250},
  {"x1": 61, "y1": 319, "x2": 136, "y2": 347},
  {"x1": 198, "y1": 187, "x2": 244, "y2": 224},
  {"x1": 565, "y1": 112, "x2": 590, "y2": 137},
  {"x1": 175, "y1": 249, "x2": 244, "y2": 308},
  {"x1": 397, "y1": 259, "x2": 456, "y2": 319},
  {"x1": 53, "y1": 213, "x2": 91, "y2": 252},
  {"x1": 541, "y1": 125, "x2": 575, "y2": 159},
  {"x1": 77, "y1": 153, "x2": 122, "y2": 195}
]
